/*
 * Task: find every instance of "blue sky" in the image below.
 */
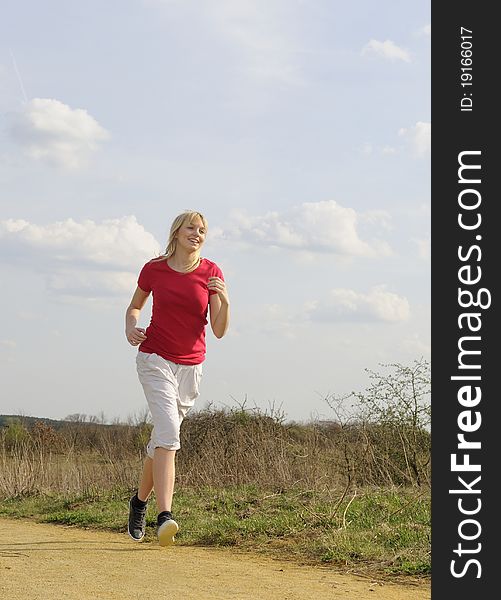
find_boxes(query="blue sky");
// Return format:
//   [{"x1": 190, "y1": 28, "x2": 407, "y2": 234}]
[{"x1": 0, "y1": 0, "x2": 430, "y2": 423}]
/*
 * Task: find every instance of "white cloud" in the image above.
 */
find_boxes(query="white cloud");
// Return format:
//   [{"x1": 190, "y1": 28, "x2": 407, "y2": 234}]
[
  {"x1": 0, "y1": 339, "x2": 17, "y2": 349},
  {"x1": 361, "y1": 143, "x2": 397, "y2": 157},
  {"x1": 308, "y1": 285, "x2": 410, "y2": 323},
  {"x1": 402, "y1": 334, "x2": 430, "y2": 357},
  {"x1": 359, "y1": 209, "x2": 392, "y2": 231},
  {"x1": 398, "y1": 121, "x2": 430, "y2": 156},
  {"x1": 0, "y1": 216, "x2": 161, "y2": 299},
  {"x1": 420, "y1": 24, "x2": 431, "y2": 36},
  {"x1": 417, "y1": 203, "x2": 431, "y2": 217},
  {"x1": 45, "y1": 270, "x2": 137, "y2": 300},
  {"x1": 147, "y1": 0, "x2": 302, "y2": 86},
  {"x1": 248, "y1": 284, "x2": 410, "y2": 338},
  {"x1": 212, "y1": 201, "x2": 392, "y2": 258},
  {"x1": 256, "y1": 303, "x2": 300, "y2": 339},
  {"x1": 413, "y1": 236, "x2": 431, "y2": 260},
  {"x1": 361, "y1": 142, "x2": 373, "y2": 155},
  {"x1": 6, "y1": 98, "x2": 109, "y2": 168},
  {"x1": 381, "y1": 145, "x2": 396, "y2": 155},
  {"x1": 401, "y1": 203, "x2": 430, "y2": 218},
  {"x1": 211, "y1": 0, "x2": 303, "y2": 85},
  {"x1": 361, "y1": 39, "x2": 411, "y2": 63}
]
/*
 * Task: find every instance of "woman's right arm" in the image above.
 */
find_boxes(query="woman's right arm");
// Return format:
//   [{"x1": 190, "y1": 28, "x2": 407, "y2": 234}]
[{"x1": 125, "y1": 286, "x2": 150, "y2": 346}]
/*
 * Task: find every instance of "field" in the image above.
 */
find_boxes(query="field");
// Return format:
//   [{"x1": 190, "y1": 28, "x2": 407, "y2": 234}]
[{"x1": 0, "y1": 367, "x2": 431, "y2": 579}]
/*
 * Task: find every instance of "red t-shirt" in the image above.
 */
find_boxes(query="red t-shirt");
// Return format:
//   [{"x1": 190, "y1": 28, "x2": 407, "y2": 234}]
[{"x1": 137, "y1": 257, "x2": 224, "y2": 365}]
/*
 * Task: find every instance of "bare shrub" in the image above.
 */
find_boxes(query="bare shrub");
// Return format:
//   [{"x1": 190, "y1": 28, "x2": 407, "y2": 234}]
[
  {"x1": 326, "y1": 358, "x2": 431, "y2": 487},
  {"x1": 0, "y1": 359, "x2": 431, "y2": 498}
]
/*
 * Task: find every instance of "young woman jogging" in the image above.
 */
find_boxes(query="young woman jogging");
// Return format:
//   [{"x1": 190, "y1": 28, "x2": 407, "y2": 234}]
[{"x1": 125, "y1": 210, "x2": 229, "y2": 546}]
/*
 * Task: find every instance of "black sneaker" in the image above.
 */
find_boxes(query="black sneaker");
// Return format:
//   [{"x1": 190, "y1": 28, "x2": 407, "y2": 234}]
[
  {"x1": 157, "y1": 511, "x2": 179, "y2": 547},
  {"x1": 128, "y1": 494, "x2": 148, "y2": 541}
]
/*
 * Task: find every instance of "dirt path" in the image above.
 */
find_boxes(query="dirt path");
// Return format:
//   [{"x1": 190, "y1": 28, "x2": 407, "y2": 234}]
[{"x1": 0, "y1": 518, "x2": 430, "y2": 599}]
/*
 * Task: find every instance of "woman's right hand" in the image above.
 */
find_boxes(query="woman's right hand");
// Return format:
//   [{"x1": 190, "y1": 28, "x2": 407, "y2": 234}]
[{"x1": 126, "y1": 327, "x2": 147, "y2": 346}]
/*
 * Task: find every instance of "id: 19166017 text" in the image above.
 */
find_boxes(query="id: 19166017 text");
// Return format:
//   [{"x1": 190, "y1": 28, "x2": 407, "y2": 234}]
[{"x1": 460, "y1": 27, "x2": 473, "y2": 112}]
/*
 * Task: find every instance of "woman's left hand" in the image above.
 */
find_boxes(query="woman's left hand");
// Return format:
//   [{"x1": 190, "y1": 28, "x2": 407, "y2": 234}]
[{"x1": 207, "y1": 277, "x2": 229, "y2": 305}]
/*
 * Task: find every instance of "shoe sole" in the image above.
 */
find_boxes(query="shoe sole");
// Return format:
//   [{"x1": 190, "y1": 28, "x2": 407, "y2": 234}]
[
  {"x1": 127, "y1": 527, "x2": 145, "y2": 542},
  {"x1": 157, "y1": 519, "x2": 179, "y2": 547}
]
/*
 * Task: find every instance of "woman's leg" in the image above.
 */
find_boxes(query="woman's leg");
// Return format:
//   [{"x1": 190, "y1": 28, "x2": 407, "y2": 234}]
[
  {"x1": 137, "y1": 449, "x2": 176, "y2": 511},
  {"x1": 152, "y1": 448, "x2": 176, "y2": 512},
  {"x1": 136, "y1": 355, "x2": 200, "y2": 516},
  {"x1": 136, "y1": 354, "x2": 181, "y2": 510},
  {"x1": 137, "y1": 456, "x2": 153, "y2": 502}
]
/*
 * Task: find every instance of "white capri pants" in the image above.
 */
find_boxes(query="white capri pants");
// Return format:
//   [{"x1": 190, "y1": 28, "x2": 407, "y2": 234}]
[{"x1": 136, "y1": 351, "x2": 202, "y2": 457}]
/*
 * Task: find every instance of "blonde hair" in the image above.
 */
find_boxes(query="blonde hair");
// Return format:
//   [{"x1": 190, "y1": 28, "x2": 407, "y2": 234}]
[{"x1": 154, "y1": 210, "x2": 208, "y2": 272}]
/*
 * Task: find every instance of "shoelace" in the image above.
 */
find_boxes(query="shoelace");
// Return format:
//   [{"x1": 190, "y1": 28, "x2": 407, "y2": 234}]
[{"x1": 131, "y1": 504, "x2": 147, "y2": 528}]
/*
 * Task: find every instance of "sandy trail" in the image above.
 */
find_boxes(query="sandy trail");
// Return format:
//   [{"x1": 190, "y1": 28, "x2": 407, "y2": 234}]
[{"x1": 0, "y1": 518, "x2": 430, "y2": 599}]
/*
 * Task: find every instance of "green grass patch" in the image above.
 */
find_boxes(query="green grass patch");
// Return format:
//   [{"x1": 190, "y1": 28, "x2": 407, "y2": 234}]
[{"x1": 0, "y1": 485, "x2": 430, "y2": 577}]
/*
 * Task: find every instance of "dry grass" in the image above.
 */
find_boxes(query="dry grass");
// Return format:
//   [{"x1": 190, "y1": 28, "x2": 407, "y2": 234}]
[{"x1": 0, "y1": 407, "x2": 430, "y2": 498}]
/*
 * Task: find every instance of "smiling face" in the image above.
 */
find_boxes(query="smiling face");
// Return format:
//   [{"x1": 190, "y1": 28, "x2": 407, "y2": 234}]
[{"x1": 175, "y1": 216, "x2": 207, "y2": 253}]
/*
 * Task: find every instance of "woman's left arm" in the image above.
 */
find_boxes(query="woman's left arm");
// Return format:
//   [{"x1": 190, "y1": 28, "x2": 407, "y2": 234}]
[{"x1": 208, "y1": 277, "x2": 230, "y2": 339}]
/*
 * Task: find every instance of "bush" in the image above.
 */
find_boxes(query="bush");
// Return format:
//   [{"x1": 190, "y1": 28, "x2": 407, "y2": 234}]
[{"x1": 326, "y1": 358, "x2": 431, "y2": 487}]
